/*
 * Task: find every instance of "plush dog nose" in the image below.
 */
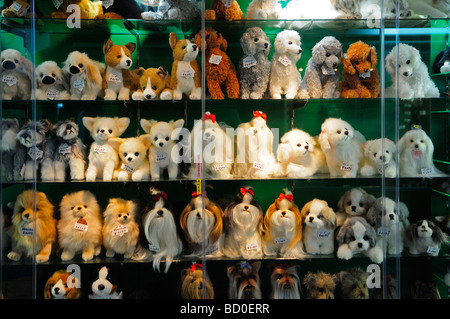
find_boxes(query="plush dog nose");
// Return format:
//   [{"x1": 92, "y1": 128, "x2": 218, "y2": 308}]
[
  {"x1": 415, "y1": 144, "x2": 419, "y2": 148},
  {"x1": 364, "y1": 69, "x2": 369, "y2": 73},
  {"x1": 304, "y1": 145, "x2": 309, "y2": 150},
  {"x1": 281, "y1": 211, "x2": 286, "y2": 217},
  {"x1": 66, "y1": 124, "x2": 72, "y2": 130},
  {"x1": 100, "y1": 129, "x2": 105, "y2": 133},
  {"x1": 344, "y1": 131, "x2": 349, "y2": 135},
  {"x1": 127, "y1": 157, "x2": 133, "y2": 162},
  {"x1": 309, "y1": 216, "x2": 314, "y2": 222},
  {"x1": 264, "y1": 42, "x2": 269, "y2": 48},
  {"x1": 42, "y1": 75, "x2": 55, "y2": 85},
  {"x1": 298, "y1": 49, "x2": 302, "y2": 54},
  {"x1": 403, "y1": 72, "x2": 409, "y2": 76},
  {"x1": 123, "y1": 215, "x2": 127, "y2": 220},
  {"x1": 333, "y1": 62, "x2": 338, "y2": 68},
  {"x1": 192, "y1": 44, "x2": 197, "y2": 51},
  {"x1": 159, "y1": 142, "x2": 164, "y2": 147},
  {"x1": 2, "y1": 60, "x2": 16, "y2": 70},
  {"x1": 126, "y1": 60, "x2": 131, "y2": 66},
  {"x1": 98, "y1": 284, "x2": 105, "y2": 291},
  {"x1": 23, "y1": 213, "x2": 30, "y2": 219},
  {"x1": 145, "y1": 94, "x2": 152, "y2": 99},
  {"x1": 389, "y1": 214, "x2": 394, "y2": 220},
  {"x1": 351, "y1": 205, "x2": 357, "y2": 211},
  {"x1": 22, "y1": 133, "x2": 30, "y2": 139},
  {"x1": 357, "y1": 242, "x2": 363, "y2": 248},
  {"x1": 54, "y1": 287, "x2": 60, "y2": 293},
  {"x1": 76, "y1": 205, "x2": 83, "y2": 211},
  {"x1": 380, "y1": 155, "x2": 386, "y2": 161},
  {"x1": 69, "y1": 65, "x2": 80, "y2": 74},
  {"x1": 196, "y1": 212, "x2": 201, "y2": 218},
  {"x1": 244, "y1": 206, "x2": 249, "y2": 210}
]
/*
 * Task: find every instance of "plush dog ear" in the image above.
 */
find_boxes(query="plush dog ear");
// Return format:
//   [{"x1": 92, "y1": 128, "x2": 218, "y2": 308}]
[
  {"x1": 85, "y1": 63, "x2": 103, "y2": 88},
  {"x1": 365, "y1": 201, "x2": 380, "y2": 227},
  {"x1": 385, "y1": 49, "x2": 396, "y2": 76},
  {"x1": 343, "y1": 52, "x2": 356, "y2": 75},
  {"x1": 312, "y1": 42, "x2": 326, "y2": 65},
  {"x1": 43, "y1": 277, "x2": 54, "y2": 299},
  {"x1": 318, "y1": 129, "x2": 331, "y2": 153},
  {"x1": 103, "y1": 39, "x2": 114, "y2": 54},
  {"x1": 156, "y1": 66, "x2": 168, "y2": 80},
  {"x1": 194, "y1": 32, "x2": 205, "y2": 51},
  {"x1": 82, "y1": 117, "x2": 96, "y2": 132},
  {"x1": 108, "y1": 137, "x2": 123, "y2": 151},
  {"x1": 300, "y1": 200, "x2": 312, "y2": 220},
  {"x1": 125, "y1": 43, "x2": 136, "y2": 54},
  {"x1": 169, "y1": 32, "x2": 179, "y2": 50},
  {"x1": 140, "y1": 118, "x2": 157, "y2": 133},
  {"x1": 369, "y1": 46, "x2": 377, "y2": 67},
  {"x1": 220, "y1": 37, "x2": 228, "y2": 52},
  {"x1": 138, "y1": 134, "x2": 152, "y2": 149},
  {"x1": 171, "y1": 118, "x2": 185, "y2": 130},
  {"x1": 134, "y1": 67, "x2": 146, "y2": 77},
  {"x1": 323, "y1": 206, "x2": 337, "y2": 228},
  {"x1": 115, "y1": 117, "x2": 130, "y2": 136},
  {"x1": 19, "y1": 55, "x2": 34, "y2": 81},
  {"x1": 422, "y1": 131, "x2": 434, "y2": 162}
]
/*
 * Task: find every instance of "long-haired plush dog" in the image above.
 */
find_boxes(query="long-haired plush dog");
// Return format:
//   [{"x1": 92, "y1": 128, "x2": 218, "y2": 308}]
[
  {"x1": 238, "y1": 27, "x2": 271, "y2": 100},
  {"x1": 53, "y1": 119, "x2": 86, "y2": 181},
  {"x1": 301, "y1": 199, "x2": 337, "y2": 255},
  {"x1": 44, "y1": 270, "x2": 81, "y2": 299},
  {"x1": 227, "y1": 261, "x2": 262, "y2": 299},
  {"x1": 58, "y1": 190, "x2": 103, "y2": 261},
  {"x1": 89, "y1": 266, "x2": 123, "y2": 299},
  {"x1": 269, "y1": 29, "x2": 302, "y2": 99},
  {"x1": 262, "y1": 189, "x2": 306, "y2": 259},
  {"x1": 398, "y1": 128, "x2": 443, "y2": 177},
  {"x1": 318, "y1": 117, "x2": 366, "y2": 178},
  {"x1": 222, "y1": 186, "x2": 264, "y2": 259},
  {"x1": 142, "y1": 187, "x2": 183, "y2": 273},
  {"x1": 1, "y1": 49, "x2": 33, "y2": 100},
  {"x1": 277, "y1": 128, "x2": 328, "y2": 178},
  {"x1": 62, "y1": 51, "x2": 105, "y2": 100},
  {"x1": 405, "y1": 219, "x2": 447, "y2": 256},
  {"x1": 205, "y1": 0, "x2": 244, "y2": 20},
  {"x1": 7, "y1": 190, "x2": 56, "y2": 263},
  {"x1": 335, "y1": 268, "x2": 369, "y2": 299},
  {"x1": 180, "y1": 192, "x2": 224, "y2": 256},
  {"x1": 336, "y1": 187, "x2": 376, "y2": 226},
  {"x1": 385, "y1": 43, "x2": 440, "y2": 99},
  {"x1": 1, "y1": 118, "x2": 20, "y2": 181},
  {"x1": 194, "y1": 27, "x2": 240, "y2": 100},
  {"x1": 180, "y1": 263, "x2": 214, "y2": 299},
  {"x1": 340, "y1": 41, "x2": 380, "y2": 98},
  {"x1": 360, "y1": 138, "x2": 397, "y2": 178},
  {"x1": 141, "y1": 0, "x2": 201, "y2": 20},
  {"x1": 269, "y1": 263, "x2": 301, "y2": 299},
  {"x1": 35, "y1": 61, "x2": 70, "y2": 100},
  {"x1": 303, "y1": 271, "x2": 338, "y2": 299},
  {"x1": 246, "y1": 0, "x2": 283, "y2": 19},
  {"x1": 102, "y1": 198, "x2": 140, "y2": 259}
]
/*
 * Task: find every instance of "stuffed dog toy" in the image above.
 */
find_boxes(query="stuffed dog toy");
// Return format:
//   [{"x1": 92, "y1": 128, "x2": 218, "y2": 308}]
[
  {"x1": 227, "y1": 261, "x2": 262, "y2": 299},
  {"x1": 44, "y1": 270, "x2": 81, "y2": 299},
  {"x1": 269, "y1": 263, "x2": 301, "y2": 299},
  {"x1": 405, "y1": 219, "x2": 447, "y2": 256},
  {"x1": 340, "y1": 41, "x2": 380, "y2": 98},
  {"x1": 8, "y1": 190, "x2": 56, "y2": 263},
  {"x1": 1, "y1": 118, "x2": 20, "y2": 181},
  {"x1": 180, "y1": 263, "x2": 214, "y2": 299},
  {"x1": 194, "y1": 27, "x2": 240, "y2": 99},
  {"x1": 360, "y1": 0, "x2": 413, "y2": 20},
  {"x1": 335, "y1": 268, "x2": 369, "y2": 299},
  {"x1": 35, "y1": 61, "x2": 70, "y2": 100},
  {"x1": 205, "y1": 0, "x2": 244, "y2": 20},
  {"x1": 303, "y1": 271, "x2": 339, "y2": 299},
  {"x1": 141, "y1": 0, "x2": 201, "y2": 20},
  {"x1": 408, "y1": 0, "x2": 449, "y2": 18},
  {"x1": 336, "y1": 187, "x2": 376, "y2": 226},
  {"x1": 246, "y1": 0, "x2": 283, "y2": 19},
  {"x1": 238, "y1": 27, "x2": 271, "y2": 100},
  {"x1": 433, "y1": 47, "x2": 450, "y2": 74},
  {"x1": 132, "y1": 66, "x2": 172, "y2": 101},
  {"x1": 360, "y1": 138, "x2": 397, "y2": 178},
  {"x1": 89, "y1": 266, "x2": 123, "y2": 299},
  {"x1": 62, "y1": 51, "x2": 105, "y2": 100},
  {"x1": 1, "y1": 49, "x2": 33, "y2": 100}
]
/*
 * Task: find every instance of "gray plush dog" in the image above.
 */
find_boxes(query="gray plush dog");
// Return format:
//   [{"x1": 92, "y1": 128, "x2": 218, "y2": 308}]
[
  {"x1": 238, "y1": 27, "x2": 271, "y2": 100},
  {"x1": 141, "y1": 0, "x2": 201, "y2": 20},
  {"x1": 1, "y1": 118, "x2": 20, "y2": 181},
  {"x1": 297, "y1": 36, "x2": 343, "y2": 99}
]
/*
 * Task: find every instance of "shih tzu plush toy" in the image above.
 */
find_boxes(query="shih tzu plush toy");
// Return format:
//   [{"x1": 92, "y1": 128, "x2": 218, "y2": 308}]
[
  {"x1": 141, "y1": 0, "x2": 201, "y2": 20},
  {"x1": 227, "y1": 261, "x2": 262, "y2": 299},
  {"x1": 53, "y1": 119, "x2": 86, "y2": 181},
  {"x1": 1, "y1": 118, "x2": 20, "y2": 181},
  {"x1": 335, "y1": 268, "x2": 369, "y2": 299},
  {"x1": 35, "y1": 61, "x2": 70, "y2": 100},
  {"x1": 300, "y1": 198, "x2": 337, "y2": 255},
  {"x1": 336, "y1": 187, "x2": 376, "y2": 226},
  {"x1": 180, "y1": 191, "x2": 224, "y2": 256},
  {"x1": 180, "y1": 263, "x2": 214, "y2": 299},
  {"x1": 221, "y1": 186, "x2": 264, "y2": 259},
  {"x1": 44, "y1": 270, "x2": 81, "y2": 299},
  {"x1": 1, "y1": 49, "x2": 33, "y2": 100},
  {"x1": 360, "y1": 138, "x2": 397, "y2": 178},
  {"x1": 269, "y1": 263, "x2": 301, "y2": 299},
  {"x1": 262, "y1": 189, "x2": 307, "y2": 259},
  {"x1": 89, "y1": 266, "x2": 123, "y2": 299},
  {"x1": 405, "y1": 219, "x2": 447, "y2": 256},
  {"x1": 318, "y1": 117, "x2": 366, "y2": 178},
  {"x1": 303, "y1": 271, "x2": 338, "y2": 299}
]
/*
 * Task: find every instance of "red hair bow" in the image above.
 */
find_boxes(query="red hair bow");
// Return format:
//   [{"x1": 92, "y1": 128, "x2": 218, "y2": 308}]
[
  {"x1": 253, "y1": 111, "x2": 267, "y2": 121},
  {"x1": 192, "y1": 191, "x2": 205, "y2": 197},
  {"x1": 278, "y1": 193, "x2": 293, "y2": 202},
  {"x1": 201, "y1": 112, "x2": 216, "y2": 123},
  {"x1": 153, "y1": 191, "x2": 168, "y2": 202},
  {"x1": 240, "y1": 188, "x2": 254, "y2": 196},
  {"x1": 190, "y1": 263, "x2": 203, "y2": 272}
]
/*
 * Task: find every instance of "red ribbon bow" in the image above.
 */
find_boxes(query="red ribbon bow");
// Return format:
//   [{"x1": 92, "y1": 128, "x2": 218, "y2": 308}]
[
  {"x1": 153, "y1": 192, "x2": 168, "y2": 202},
  {"x1": 240, "y1": 188, "x2": 254, "y2": 197},
  {"x1": 253, "y1": 111, "x2": 267, "y2": 121},
  {"x1": 192, "y1": 191, "x2": 205, "y2": 197},
  {"x1": 190, "y1": 263, "x2": 203, "y2": 272},
  {"x1": 278, "y1": 193, "x2": 293, "y2": 202},
  {"x1": 201, "y1": 113, "x2": 216, "y2": 123}
]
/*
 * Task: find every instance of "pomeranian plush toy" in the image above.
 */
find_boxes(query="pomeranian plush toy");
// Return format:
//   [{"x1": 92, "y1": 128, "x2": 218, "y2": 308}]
[
  {"x1": 180, "y1": 263, "x2": 214, "y2": 299},
  {"x1": 102, "y1": 198, "x2": 140, "y2": 259},
  {"x1": 44, "y1": 270, "x2": 81, "y2": 299},
  {"x1": 194, "y1": 27, "x2": 240, "y2": 100},
  {"x1": 227, "y1": 261, "x2": 262, "y2": 299},
  {"x1": 205, "y1": 0, "x2": 244, "y2": 20},
  {"x1": 405, "y1": 219, "x2": 447, "y2": 256},
  {"x1": 35, "y1": 61, "x2": 70, "y2": 100},
  {"x1": 140, "y1": 118, "x2": 184, "y2": 179},
  {"x1": 53, "y1": 119, "x2": 87, "y2": 181},
  {"x1": 303, "y1": 271, "x2": 339, "y2": 299},
  {"x1": 89, "y1": 266, "x2": 123, "y2": 299},
  {"x1": 168, "y1": 32, "x2": 202, "y2": 100},
  {"x1": 83, "y1": 116, "x2": 130, "y2": 181},
  {"x1": 1, "y1": 49, "x2": 33, "y2": 100},
  {"x1": 102, "y1": 39, "x2": 139, "y2": 101},
  {"x1": 336, "y1": 187, "x2": 376, "y2": 226},
  {"x1": 141, "y1": 0, "x2": 201, "y2": 20},
  {"x1": 360, "y1": 138, "x2": 397, "y2": 178},
  {"x1": 1, "y1": 118, "x2": 20, "y2": 181},
  {"x1": 8, "y1": 190, "x2": 56, "y2": 263},
  {"x1": 109, "y1": 135, "x2": 152, "y2": 181},
  {"x1": 58, "y1": 190, "x2": 103, "y2": 261},
  {"x1": 269, "y1": 263, "x2": 301, "y2": 299},
  {"x1": 131, "y1": 66, "x2": 172, "y2": 101},
  {"x1": 62, "y1": 51, "x2": 105, "y2": 100}
]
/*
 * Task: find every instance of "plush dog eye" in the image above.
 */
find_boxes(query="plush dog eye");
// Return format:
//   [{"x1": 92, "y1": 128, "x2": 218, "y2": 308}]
[
  {"x1": 363, "y1": 235, "x2": 369, "y2": 241},
  {"x1": 117, "y1": 55, "x2": 121, "y2": 59},
  {"x1": 40, "y1": 73, "x2": 44, "y2": 78},
  {"x1": 410, "y1": 139, "x2": 414, "y2": 143},
  {"x1": 350, "y1": 235, "x2": 355, "y2": 241},
  {"x1": 399, "y1": 64, "x2": 401, "y2": 68},
  {"x1": 420, "y1": 140, "x2": 424, "y2": 143},
  {"x1": 326, "y1": 53, "x2": 331, "y2": 57},
  {"x1": 406, "y1": 60, "x2": 410, "y2": 64},
  {"x1": 14, "y1": 59, "x2": 19, "y2": 63},
  {"x1": 182, "y1": 46, "x2": 186, "y2": 50},
  {"x1": 254, "y1": 38, "x2": 259, "y2": 42},
  {"x1": 78, "y1": 63, "x2": 83, "y2": 68},
  {"x1": 134, "y1": 152, "x2": 139, "y2": 156},
  {"x1": 318, "y1": 288, "x2": 324, "y2": 293},
  {"x1": 84, "y1": 205, "x2": 87, "y2": 208},
  {"x1": 337, "y1": 130, "x2": 341, "y2": 134},
  {"x1": 108, "y1": 129, "x2": 112, "y2": 134},
  {"x1": 386, "y1": 150, "x2": 389, "y2": 153},
  {"x1": 288, "y1": 41, "x2": 292, "y2": 45},
  {"x1": 118, "y1": 214, "x2": 122, "y2": 217},
  {"x1": 297, "y1": 143, "x2": 301, "y2": 147},
  {"x1": 317, "y1": 215, "x2": 322, "y2": 219},
  {"x1": 165, "y1": 137, "x2": 169, "y2": 141},
  {"x1": 359, "y1": 203, "x2": 364, "y2": 207},
  {"x1": 206, "y1": 34, "x2": 210, "y2": 39},
  {"x1": 152, "y1": 86, "x2": 157, "y2": 90},
  {"x1": 354, "y1": 61, "x2": 359, "y2": 65},
  {"x1": 124, "y1": 153, "x2": 128, "y2": 157},
  {"x1": 154, "y1": 137, "x2": 158, "y2": 141},
  {"x1": 373, "y1": 152, "x2": 377, "y2": 157},
  {"x1": 51, "y1": 73, "x2": 56, "y2": 77},
  {"x1": 277, "y1": 274, "x2": 283, "y2": 280},
  {"x1": 347, "y1": 201, "x2": 351, "y2": 206},
  {"x1": 71, "y1": 206, "x2": 75, "y2": 210}
]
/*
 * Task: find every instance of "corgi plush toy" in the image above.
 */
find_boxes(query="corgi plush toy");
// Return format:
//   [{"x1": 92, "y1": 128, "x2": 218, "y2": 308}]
[
  {"x1": 83, "y1": 116, "x2": 130, "y2": 181},
  {"x1": 131, "y1": 66, "x2": 173, "y2": 101},
  {"x1": 168, "y1": 32, "x2": 201, "y2": 100},
  {"x1": 103, "y1": 39, "x2": 139, "y2": 101}
]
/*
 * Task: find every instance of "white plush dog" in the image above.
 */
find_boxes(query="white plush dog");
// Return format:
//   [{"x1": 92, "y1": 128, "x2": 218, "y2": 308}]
[
  {"x1": 407, "y1": 0, "x2": 449, "y2": 18},
  {"x1": 35, "y1": 61, "x2": 70, "y2": 100},
  {"x1": 277, "y1": 128, "x2": 328, "y2": 178},
  {"x1": 1, "y1": 49, "x2": 33, "y2": 100},
  {"x1": 269, "y1": 30, "x2": 303, "y2": 99},
  {"x1": 245, "y1": 0, "x2": 283, "y2": 19},
  {"x1": 360, "y1": 0, "x2": 413, "y2": 20},
  {"x1": 282, "y1": 0, "x2": 361, "y2": 20},
  {"x1": 385, "y1": 43, "x2": 440, "y2": 99},
  {"x1": 318, "y1": 118, "x2": 366, "y2": 178},
  {"x1": 360, "y1": 138, "x2": 397, "y2": 178}
]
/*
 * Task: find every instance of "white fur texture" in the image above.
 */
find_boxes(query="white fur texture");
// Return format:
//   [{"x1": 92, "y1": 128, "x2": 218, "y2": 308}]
[
  {"x1": 35, "y1": 61, "x2": 70, "y2": 100},
  {"x1": 110, "y1": 136, "x2": 151, "y2": 181},
  {"x1": 360, "y1": 138, "x2": 397, "y2": 177},
  {"x1": 1, "y1": 49, "x2": 33, "y2": 100},
  {"x1": 246, "y1": 0, "x2": 283, "y2": 19},
  {"x1": 360, "y1": 0, "x2": 413, "y2": 19},
  {"x1": 89, "y1": 267, "x2": 123, "y2": 299}
]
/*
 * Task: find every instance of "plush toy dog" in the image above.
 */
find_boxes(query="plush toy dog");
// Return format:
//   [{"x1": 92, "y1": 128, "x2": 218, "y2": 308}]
[
  {"x1": 335, "y1": 268, "x2": 369, "y2": 299},
  {"x1": 340, "y1": 41, "x2": 380, "y2": 98},
  {"x1": 180, "y1": 263, "x2": 214, "y2": 299},
  {"x1": 297, "y1": 36, "x2": 343, "y2": 99},
  {"x1": 205, "y1": 0, "x2": 244, "y2": 20},
  {"x1": 50, "y1": 0, "x2": 103, "y2": 19},
  {"x1": 44, "y1": 270, "x2": 81, "y2": 299},
  {"x1": 194, "y1": 27, "x2": 240, "y2": 99},
  {"x1": 239, "y1": 27, "x2": 271, "y2": 100},
  {"x1": 89, "y1": 266, "x2": 123, "y2": 299},
  {"x1": 168, "y1": 32, "x2": 202, "y2": 100},
  {"x1": 269, "y1": 263, "x2": 301, "y2": 299},
  {"x1": 109, "y1": 135, "x2": 151, "y2": 181},
  {"x1": 433, "y1": 47, "x2": 450, "y2": 74},
  {"x1": 62, "y1": 51, "x2": 105, "y2": 100},
  {"x1": 303, "y1": 271, "x2": 338, "y2": 299},
  {"x1": 360, "y1": 138, "x2": 397, "y2": 178},
  {"x1": 222, "y1": 186, "x2": 264, "y2": 259},
  {"x1": 58, "y1": 190, "x2": 103, "y2": 261},
  {"x1": 386, "y1": 43, "x2": 440, "y2": 99},
  {"x1": 1, "y1": 118, "x2": 20, "y2": 181},
  {"x1": 53, "y1": 119, "x2": 86, "y2": 181},
  {"x1": 234, "y1": 111, "x2": 278, "y2": 179},
  {"x1": 1, "y1": 49, "x2": 33, "y2": 100},
  {"x1": 405, "y1": 219, "x2": 447, "y2": 256},
  {"x1": 8, "y1": 190, "x2": 56, "y2": 263},
  {"x1": 35, "y1": 61, "x2": 70, "y2": 100},
  {"x1": 246, "y1": 0, "x2": 283, "y2": 19},
  {"x1": 15, "y1": 119, "x2": 55, "y2": 181},
  {"x1": 131, "y1": 66, "x2": 172, "y2": 101},
  {"x1": 180, "y1": 192, "x2": 224, "y2": 256},
  {"x1": 360, "y1": 0, "x2": 413, "y2": 20},
  {"x1": 269, "y1": 30, "x2": 303, "y2": 99},
  {"x1": 141, "y1": 0, "x2": 201, "y2": 20},
  {"x1": 141, "y1": 118, "x2": 184, "y2": 179},
  {"x1": 103, "y1": 39, "x2": 139, "y2": 100},
  {"x1": 336, "y1": 187, "x2": 376, "y2": 226},
  {"x1": 408, "y1": 0, "x2": 449, "y2": 18},
  {"x1": 318, "y1": 117, "x2": 366, "y2": 178},
  {"x1": 300, "y1": 199, "x2": 337, "y2": 255},
  {"x1": 277, "y1": 128, "x2": 328, "y2": 178},
  {"x1": 83, "y1": 116, "x2": 130, "y2": 181},
  {"x1": 227, "y1": 261, "x2": 262, "y2": 299}
]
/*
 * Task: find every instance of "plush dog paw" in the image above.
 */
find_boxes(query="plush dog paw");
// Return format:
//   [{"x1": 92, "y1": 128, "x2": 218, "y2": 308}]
[
  {"x1": 36, "y1": 253, "x2": 50, "y2": 263},
  {"x1": 82, "y1": 249, "x2": 95, "y2": 261},
  {"x1": 160, "y1": 90, "x2": 172, "y2": 100},
  {"x1": 61, "y1": 251, "x2": 75, "y2": 261},
  {"x1": 132, "y1": 91, "x2": 144, "y2": 101},
  {"x1": 7, "y1": 251, "x2": 21, "y2": 261},
  {"x1": 337, "y1": 245, "x2": 353, "y2": 260}
]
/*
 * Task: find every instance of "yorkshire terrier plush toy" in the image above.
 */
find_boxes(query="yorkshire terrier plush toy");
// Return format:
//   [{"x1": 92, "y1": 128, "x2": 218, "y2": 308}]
[
  {"x1": 227, "y1": 261, "x2": 262, "y2": 299},
  {"x1": 269, "y1": 263, "x2": 301, "y2": 299},
  {"x1": 180, "y1": 263, "x2": 214, "y2": 299},
  {"x1": 89, "y1": 266, "x2": 123, "y2": 299},
  {"x1": 44, "y1": 270, "x2": 81, "y2": 299},
  {"x1": 335, "y1": 268, "x2": 369, "y2": 299},
  {"x1": 1, "y1": 49, "x2": 33, "y2": 100},
  {"x1": 35, "y1": 61, "x2": 70, "y2": 100},
  {"x1": 303, "y1": 271, "x2": 339, "y2": 299},
  {"x1": 1, "y1": 118, "x2": 20, "y2": 181}
]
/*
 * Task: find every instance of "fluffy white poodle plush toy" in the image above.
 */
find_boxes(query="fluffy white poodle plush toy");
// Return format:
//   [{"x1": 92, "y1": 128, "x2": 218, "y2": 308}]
[
  {"x1": 360, "y1": 138, "x2": 397, "y2": 178},
  {"x1": 385, "y1": 43, "x2": 440, "y2": 99}
]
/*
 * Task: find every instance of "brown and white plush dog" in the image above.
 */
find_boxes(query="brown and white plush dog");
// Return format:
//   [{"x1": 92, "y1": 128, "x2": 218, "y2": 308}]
[
  {"x1": 269, "y1": 263, "x2": 301, "y2": 299},
  {"x1": 7, "y1": 190, "x2": 56, "y2": 263},
  {"x1": 180, "y1": 263, "x2": 214, "y2": 299},
  {"x1": 227, "y1": 261, "x2": 262, "y2": 299},
  {"x1": 102, "y1": 39, "x2": 140, "y2": 100},
  {"x1": 405, "y1": 219, "x2": 447, "y2": 256},
  {"x1": 262, "y1": 189, "x2": 306, "y2": 259},
  {"x1": 132, "y1": 66, "x2": 173, "y2": 101},
  {"x1": 180, "y1": 192, "x2": 224, "y2": 256},
  {"x1": 35, "y1": 61, "x2": 70, "y2": 100},
  {"x1": 336, "y1": 187, "x2": 376, "y2": 226},
  {"x1": 44, "y1": 270, "x2": 81, "y2": 299},
  {"x1": 1, "y1": 49, "x2": 33, "y2": 100},
  {"x1": 303, "y1": 271, "x2": 339, "y2": 299}
]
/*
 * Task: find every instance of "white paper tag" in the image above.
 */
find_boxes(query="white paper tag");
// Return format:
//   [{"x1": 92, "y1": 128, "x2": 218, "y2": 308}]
[
  {"x1": 112, "y1": 225, "x2": 128, "y2": 237},
  {"x1": 102, "y1": 0, "x2": 114, "y2": 9},
  {"x1": 246, "y1": 242, "x2": 259, "y2": 251},
  {"x1": 252, "y1": 162, "x2": 265, "y2": 170},
  {"x1": 108, "y1": 72, "x2": 122, "y2": 83},
  {"x1": 11, "y1": 1, "x2": 23, "y2": 12},
  {"x1": 243, "y1": 55, "x2": 257, "y2": 68},
  {"x1": 147, "y1": 0, "x2": 159, "y2": 6},
  {"x1": 274, "y1": 237, "x2": 287, "y2": 244},
  {"x1": 214, "y1": 163, "x2": 226, "y2": 171},
  {"x1": 149, "y1": 244, "x2": 160, "y2": 252},
  {"x1": 221, "y1": 0, "x2": 233, "y2": 7},
  {"x1": 359, "y1": 71, "x2": 371, "y2": 78},
  {"x1": 278, "y1": 56, "x2": 291, "y2": 66},
  {"x1": 421, "y1": 167, "x2": 433, "y2": 175},
  {"x1": 46, "y1": 89, "x2": 59, "y2": 100},
  {"x1": 377, "y1": 227, "x2": 391, "y2": 237},
  {"x1": 2, "y1": 75, "x2": 18, "y2": 87},
  {"x1": 181, "y1": 65, "x2": 195, "y2": 78},
  {"x1": 156, "y1": 152, "x2": 168, "y2": 162},
  {"x1": 74, "y1": 219, "x2": 88, "y2": 232},
  {"x1": 322, "y1": 65, "x2": 335, "y2": 75},
  {"x1": 341, "y1": 162, "x2": 353, "y2": 171},
  {"x1": 121, "y1": 163, "x2": 135, "y2": 173},
  {"x1": 28, "y1": 147, "x2": 43, "y2": 160},
  {"x1": 52, "y1": 0, "x2": 62, "y2": 9},
  {"x1": 94, "y1": 145, "x2": 107, "y2": 154},
  {"x1": 209, "y1": 54, "x2": 222, "y2": 65},
  {"x1": 20, "y1": 227, "x2": 33, "y2": 236},
  {"x1": 317, "y1": 229, "x2": 331, "y2": 238},
  {"x1": 427, "y1": 246, "x2": 440, "y2": 256},
  {"x1": 73, "y1": 79, "x2": 85, "y2": 91},
  {"x1": 58, "y1": 143, "x2": 71, "y2": 155}
]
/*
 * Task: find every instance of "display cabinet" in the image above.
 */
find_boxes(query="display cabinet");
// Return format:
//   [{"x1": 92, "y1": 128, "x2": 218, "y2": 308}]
[{"x1": 0, "y1": 0, "x2": 449, "y2": 300}]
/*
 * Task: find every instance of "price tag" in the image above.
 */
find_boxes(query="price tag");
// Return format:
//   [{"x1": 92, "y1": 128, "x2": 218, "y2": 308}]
[
  {"x1": 196, "y1": 178, "x2": 201, "y2": 194},
  {"x1": 209, "y1": 54, "x2": 222, "y2": 65},
  {"x1": 147, "y1": 0, "x2": 159, "y2": 6},
  {"x1": 252, "y1": 162, "x2": 265, "y2": 170},
  {"x1": 74, "y1": 218, "x2": 88, "y2": 232},
  {"x1": 421, "y1": 167, "x2": 433, "y2": 175},
  {"x1": 94, "y1": 145, "x2": 107, "y2": 154},
  {"x1": 121, "y1": 163, "x2": 136, "y2": 174},
  {"x1": 181, "y1": 65, "x2": 195, "y2": 78},
  {"x1": 411, "y1": 150, "x2": 423, "y2": 159},
  {"x1": 112, "y1": 225, "x2": 128, "y2": 237},
  {"x1": 341, "y1": 162, "x2": 353, "y2": 171},
  {"x1": 20, "y1": 227, "x2": 33, "y2": 236},
  {"x1": 149, "y1": 244, "x2": 160, "y2": 252},
  {"x1": 274, "y1": 237, "x2": 287, "y2": 244},
  {"x1": 317, "y1": 229, "x2": 331, "y2": 238},
  {"x1": 73, "y1": 79, "x2": 85, "y2": 91},
  {"x1": 278, "y1": 56, "x2": 291, "y2": 67},
  {"x1": 2, "y1": 75, "x2": 18, "y2": 87},
  {"x1": 359, "y1": 71, "x2": 371, "y2": 79},
  {"x1": 108, "y1": 72, "x2": 122, "y2": 83},
  {"x1": 377, "y1": 227, "x2": 391, "y2": 237},
  {"x1": 46, "y1": 89, "x2": 59, "y2": 100},
  {"x1": 246, "y1": 242, "x2": 259, "y2": 251},
  {"x1": 427, "y1": 246, "x2": 440, "y2": 256},
  {"x1": 221, "y1": 0, "x2": 233, "y2": 7},
  {"x1": 156, "y1": 152, "x2": 168, "y2": 162},
  {"x1": 102, "y1": 0, "x2": 114, "y2": 9},
  {"x1": 28, "y1": 147, "x2": 43, "y2": 160},
  {"x1": 243, "y1": 55, "x2": 257, "y2": 68},
  {"x1": 214, "y1": 163, "x2": 226, "y2": 171},
  {"x1": 58, "y1": 143, "x2": 72, "y2": 155}
]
